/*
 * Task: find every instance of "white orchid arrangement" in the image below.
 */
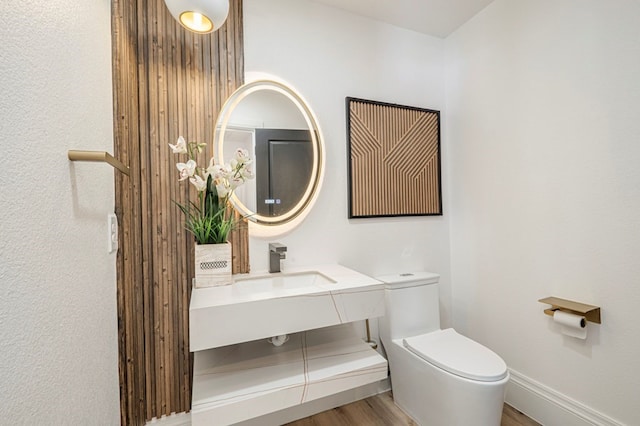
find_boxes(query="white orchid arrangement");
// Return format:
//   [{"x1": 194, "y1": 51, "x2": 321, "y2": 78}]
[{"x1": 169, "y1": 136, "x2": 253, "y2": 244}]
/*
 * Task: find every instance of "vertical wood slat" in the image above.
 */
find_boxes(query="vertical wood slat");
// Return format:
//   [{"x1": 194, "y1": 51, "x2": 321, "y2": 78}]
[
  {"x1": 112, "y1": 1, "x2": 140, "y2": 423},
  {"x1": 164, "y1": 9, "x2": 179, "y2": 415},
  {"x1": 112, "y1": 1, "x2": 246, "y2": 424}
]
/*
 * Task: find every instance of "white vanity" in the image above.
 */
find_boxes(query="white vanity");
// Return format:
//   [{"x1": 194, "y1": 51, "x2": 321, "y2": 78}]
[
  {"x1": 189, "y1": 78, "x2": 387, "y2": 425},
  {"x1": 189, "y1": 264, "x2": 387, "y2": 425}
]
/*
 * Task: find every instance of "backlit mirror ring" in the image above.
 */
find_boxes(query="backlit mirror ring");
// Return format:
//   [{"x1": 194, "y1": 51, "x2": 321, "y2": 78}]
[{"x1": 215, "y1": 79, "x2": 324, "y2": 230}]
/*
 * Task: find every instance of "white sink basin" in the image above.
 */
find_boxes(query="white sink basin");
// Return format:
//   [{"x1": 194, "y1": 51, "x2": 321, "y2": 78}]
[{"x1": 234, "y1": 271, "x2": 336, "y2": 293}]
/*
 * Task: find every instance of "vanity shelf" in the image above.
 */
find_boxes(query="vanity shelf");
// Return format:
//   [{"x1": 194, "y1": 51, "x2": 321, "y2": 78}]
[
  {"x1": 191, "y1": 324, "x2": 388, "y2": 426},
  {"x1": 190, "y1": 264, "x2": 385, "y2": 351}
]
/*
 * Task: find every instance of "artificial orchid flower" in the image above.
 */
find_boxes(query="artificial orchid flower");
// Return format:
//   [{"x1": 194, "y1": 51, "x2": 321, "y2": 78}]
[
  {"x1": 241, "y1": 165, "x2": 254, "y2": 180},
  {"x1": 234, "y1": 148, "x2": 252, "y2": 165},
  {"x1": 189, "y1": 174, "x2": 207, "y2": 192},
  {"x1": 176, "y1": 159, "x2": 196, "y2": 181},
  {"x1": 216, "y1": 183, "x2": 229, "y2": 198},
  {"x1": 206, "y1": 159, "x2": 224, "y2": 180},
  {"x1": 168, "y1": 136, "x2": 188, "y2": 154},
  {"x1": 229, "y1": 176, "x2": 245, "y2": 190}
]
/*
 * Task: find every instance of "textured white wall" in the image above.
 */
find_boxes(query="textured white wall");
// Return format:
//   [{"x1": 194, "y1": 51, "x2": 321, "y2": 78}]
[
  {"x1": 446, "y1": 0, "x2": 640, "y2": 424},
  {"x1": 0, "y1": 0, "x2": 120, "y2": 424},
  {"x1": 243, "y1": 0, "x2": 453, "y2": 327}
]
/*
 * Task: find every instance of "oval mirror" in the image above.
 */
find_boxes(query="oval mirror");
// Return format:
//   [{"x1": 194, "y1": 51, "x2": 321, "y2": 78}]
[{"x1": 214, "y1": 79, "x2": 324, "y2": 230}]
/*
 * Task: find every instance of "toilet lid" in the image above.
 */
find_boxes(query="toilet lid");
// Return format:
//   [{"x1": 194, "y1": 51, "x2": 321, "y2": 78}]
[{"x1": 403, "y1": 329, "x2": 508, "y2": 382}]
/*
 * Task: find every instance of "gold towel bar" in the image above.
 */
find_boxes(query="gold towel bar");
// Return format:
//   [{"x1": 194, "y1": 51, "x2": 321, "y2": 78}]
[
  {"x1": 68, "y1": 150, "x2": 130, "y2": 176},
  {"x1": 539, "y1": 297, "x2": 601, "y2": 324}
]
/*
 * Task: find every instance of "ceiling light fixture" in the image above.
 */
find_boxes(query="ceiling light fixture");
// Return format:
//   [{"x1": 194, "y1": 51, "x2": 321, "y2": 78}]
[{"x1": 164, "y1": 0, "x2": 229, "y2": 34}]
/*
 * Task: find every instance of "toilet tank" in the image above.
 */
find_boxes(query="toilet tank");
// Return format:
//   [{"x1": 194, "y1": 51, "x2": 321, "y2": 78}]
[{"x1": 376, "y1": 272, "x2": 441, "y2": 342}]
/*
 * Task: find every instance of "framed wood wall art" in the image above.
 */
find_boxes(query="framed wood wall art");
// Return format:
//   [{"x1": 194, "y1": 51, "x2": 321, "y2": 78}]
[{"x1": 346, "y1": 97, "x2": 442, "y2": 218}]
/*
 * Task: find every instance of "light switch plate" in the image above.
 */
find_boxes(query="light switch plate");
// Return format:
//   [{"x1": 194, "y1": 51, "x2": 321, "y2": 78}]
[{"x1": 108, "y1": 213, "x2": 118, "y2": 254}]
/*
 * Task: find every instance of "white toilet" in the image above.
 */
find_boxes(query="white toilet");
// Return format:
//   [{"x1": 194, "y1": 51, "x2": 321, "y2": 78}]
[{"x1": 377, "y1": 272, "x2": 509, "y2": 426}]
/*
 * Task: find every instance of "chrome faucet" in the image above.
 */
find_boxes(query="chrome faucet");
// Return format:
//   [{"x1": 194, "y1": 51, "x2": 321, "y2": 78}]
[{"x1": 269, "y1": 243, "x2": 287, "y2": 273}]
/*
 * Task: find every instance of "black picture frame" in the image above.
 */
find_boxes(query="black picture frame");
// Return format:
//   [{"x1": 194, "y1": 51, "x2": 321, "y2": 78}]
[{"x1": 346, "y1": 97, "x2": 442, "y2": 218}]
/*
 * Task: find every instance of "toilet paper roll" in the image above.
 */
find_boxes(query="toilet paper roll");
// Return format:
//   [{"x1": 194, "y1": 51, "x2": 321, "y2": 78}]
[{"x1": 553, "y1": 310, "x2": 587, "y2": 339}]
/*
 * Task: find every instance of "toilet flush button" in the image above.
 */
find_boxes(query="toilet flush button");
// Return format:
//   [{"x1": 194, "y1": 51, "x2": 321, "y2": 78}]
[{"x1": 400, "y1": 273, "x2": 414, "y2": 277}]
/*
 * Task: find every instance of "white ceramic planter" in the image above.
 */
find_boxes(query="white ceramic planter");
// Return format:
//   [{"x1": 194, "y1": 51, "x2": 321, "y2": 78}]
[{"x1": 194, "y1": 242, "x2": 232, "y2": 288}]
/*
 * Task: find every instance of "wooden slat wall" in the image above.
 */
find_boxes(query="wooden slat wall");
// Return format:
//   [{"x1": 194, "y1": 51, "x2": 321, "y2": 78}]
[
  {"x1": 347, "y1": 98, "x2": 442, "y2": 218},
  {"x1": 112, "y1": 1, "x2": 246, "y2": 424}
]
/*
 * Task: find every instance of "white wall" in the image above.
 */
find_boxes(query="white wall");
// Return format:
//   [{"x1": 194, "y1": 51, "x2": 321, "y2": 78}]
[
  {"x1": 446, "y1": 0, "x2": 640, "y2": 424},
  {"x1": 243, "y1": 0, "x2": 453, "y2": 327},
  {"x1": 0, "y1": 1, "x2": 120, "y2": 424}
]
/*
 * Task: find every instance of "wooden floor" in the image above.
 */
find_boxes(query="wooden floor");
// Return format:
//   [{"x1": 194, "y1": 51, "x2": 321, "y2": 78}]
[{"x1": 285, "y1": 392, "x2": 540, "y2": 426}]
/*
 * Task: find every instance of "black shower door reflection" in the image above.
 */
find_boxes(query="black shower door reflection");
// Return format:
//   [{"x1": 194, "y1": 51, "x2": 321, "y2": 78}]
[{"x1": 254, "y1": 128, "x2": 313, "y2": 217}]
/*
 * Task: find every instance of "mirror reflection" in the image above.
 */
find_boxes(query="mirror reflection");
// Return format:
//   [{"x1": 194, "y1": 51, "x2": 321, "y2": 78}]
[{"x1": 215, "y1": 80, "x2": 323, "y2": 226}]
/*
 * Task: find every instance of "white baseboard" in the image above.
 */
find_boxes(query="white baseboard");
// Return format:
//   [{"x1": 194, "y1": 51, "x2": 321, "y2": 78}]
[
  {"x1": 506, "y1": 369, "x2": 624, "y2": 426},
  {"x1": 146, "y1": 412, "x2": 191, "y2": 426}
]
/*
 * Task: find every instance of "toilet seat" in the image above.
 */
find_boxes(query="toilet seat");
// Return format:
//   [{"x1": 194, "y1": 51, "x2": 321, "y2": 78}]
[{"x1": 402, "y1": 328, "x2": 507, "y2": 382}]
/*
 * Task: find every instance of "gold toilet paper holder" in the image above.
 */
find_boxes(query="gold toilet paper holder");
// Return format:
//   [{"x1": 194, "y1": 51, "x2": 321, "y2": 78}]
[{"x1": 539, "y1": 297, "x2": 601, "y2": 324}]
